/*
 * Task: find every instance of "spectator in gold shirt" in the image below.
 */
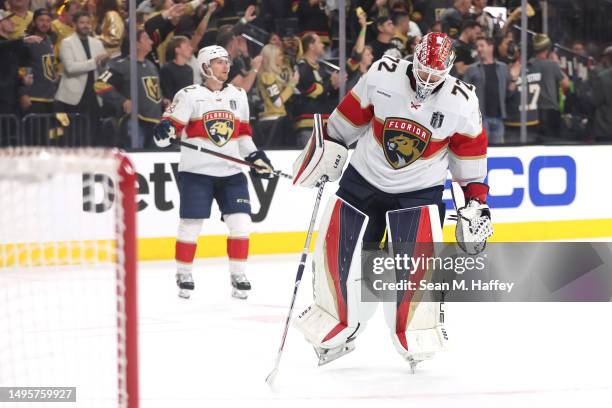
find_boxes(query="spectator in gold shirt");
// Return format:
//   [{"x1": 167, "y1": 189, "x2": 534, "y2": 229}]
[
  {"x1": 5, "y1": 0, "x2": 32, "y2": 40},
  {"x1": 94, "y1": 0, "x2": 124, "y2": 58}
]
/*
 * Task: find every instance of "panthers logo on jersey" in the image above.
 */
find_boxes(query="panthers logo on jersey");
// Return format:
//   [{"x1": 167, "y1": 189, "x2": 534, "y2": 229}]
[
  {"x1": 382, "y1": 117, "x2": 431, "y2": 169},
  {"x1": 203, "y1": 110, "x2": 236, "y2": 147}
]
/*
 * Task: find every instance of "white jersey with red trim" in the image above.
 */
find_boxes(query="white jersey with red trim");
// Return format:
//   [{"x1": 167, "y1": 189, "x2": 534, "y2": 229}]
[
  {"x1": 327, "y1": 56, "x2": 487, "y2": 194},
  {"x1": 163, "y1": 83, "x2": 257, "y2": 177}
]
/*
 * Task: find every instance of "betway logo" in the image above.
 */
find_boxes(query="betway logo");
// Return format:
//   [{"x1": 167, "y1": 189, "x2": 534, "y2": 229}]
[{"x1": 82, "y1": 162, "x2": 278, "y2": 222}]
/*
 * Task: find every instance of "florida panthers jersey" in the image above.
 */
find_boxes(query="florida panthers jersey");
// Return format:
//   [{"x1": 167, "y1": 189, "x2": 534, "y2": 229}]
[
  {"x1": 327, "y1": 56, "x2": 487, "y2": 194},
  {"x1": 163, "y1": 83, "x2": 257, "y2": 177}
]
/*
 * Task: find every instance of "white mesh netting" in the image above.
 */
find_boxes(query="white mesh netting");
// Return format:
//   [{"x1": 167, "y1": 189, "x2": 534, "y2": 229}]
[{"x1": 0, "y1": 148, "x2": 137, "y2": 407}]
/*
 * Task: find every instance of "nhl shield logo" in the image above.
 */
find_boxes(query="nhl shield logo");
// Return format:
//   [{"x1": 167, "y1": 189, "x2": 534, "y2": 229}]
[
  {"x1": 203, "y1": 110, "x2": 236, "y2": 147},
  {"x1": 430, "y1": 111, "x2": 444, "y2": 129},
  {"x1": 230, "y1": 99, "x2": 237, "y2": 110},
  {"x1": 382, "y1": 117, "x2": 431, "y2": 169}
]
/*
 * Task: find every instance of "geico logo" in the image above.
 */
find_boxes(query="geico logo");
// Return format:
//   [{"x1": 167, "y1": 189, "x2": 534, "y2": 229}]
[
  {"x1": 443, "y1": 155, "x2": 577, "y2": 209},
  {"x1": 82, "y1": 162, "x2": 279, "y2": 222}
]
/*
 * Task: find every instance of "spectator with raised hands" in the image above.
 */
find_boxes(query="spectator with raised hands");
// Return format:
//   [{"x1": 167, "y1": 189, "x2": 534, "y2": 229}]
[
  {"x1": 217, "y1": 27, "x2": 262, "y2": 93},
  {"x1": 347, "y1": 10, "x2": 373, "y2": 89}
]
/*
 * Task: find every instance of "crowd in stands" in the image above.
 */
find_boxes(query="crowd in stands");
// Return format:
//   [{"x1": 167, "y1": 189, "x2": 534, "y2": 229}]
[{"x1": 0, "y1": 0, "x2": 611, "y2": 149}]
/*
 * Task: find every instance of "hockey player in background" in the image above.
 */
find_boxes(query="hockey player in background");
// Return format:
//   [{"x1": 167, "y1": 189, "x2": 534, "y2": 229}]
[
  {"x1": 152, "y1": 45, "x2": 275, "y2": 300},
  {"x1": 292, "y1": 32, "x2": 493, "y2": 368}
]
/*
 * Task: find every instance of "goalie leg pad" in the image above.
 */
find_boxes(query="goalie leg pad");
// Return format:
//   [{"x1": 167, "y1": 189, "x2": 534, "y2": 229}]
[
  {"x1": 294, "y1": 195, "x2": 374, "y2": 349},
  {"x1": 383, "y1": 205, "x2": 447, "y2": 360}
]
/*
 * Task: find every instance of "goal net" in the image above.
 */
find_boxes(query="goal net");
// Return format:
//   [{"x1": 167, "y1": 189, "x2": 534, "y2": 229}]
[{"x1": 0, "y1": 148, "x2": 138, "y2": 407}]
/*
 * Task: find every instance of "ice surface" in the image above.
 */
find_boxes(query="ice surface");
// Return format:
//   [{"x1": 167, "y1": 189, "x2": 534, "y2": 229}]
[{"x1": 137, "y1": 254, "x2": 612, "y2": 408}]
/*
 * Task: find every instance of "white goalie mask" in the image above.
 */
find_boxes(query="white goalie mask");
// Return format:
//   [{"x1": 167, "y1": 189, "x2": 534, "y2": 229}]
[
  {"x1": 412, "y1": 32, "x2": 455, "y2": 103},
  {"x1": 197, "y1": 45, "x2": 230, "y2": 82}
]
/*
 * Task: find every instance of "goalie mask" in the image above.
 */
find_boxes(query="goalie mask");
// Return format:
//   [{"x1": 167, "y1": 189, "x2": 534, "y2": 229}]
[
  {"x1": 412, "y1": 32, "x2": 455, "y2": 103},
  {"x1": 197, "y1": 45, "x2": 230, "y2": 82}
]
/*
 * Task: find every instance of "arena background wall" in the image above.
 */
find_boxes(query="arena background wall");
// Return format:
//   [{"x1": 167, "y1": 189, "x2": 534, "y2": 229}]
[{"x1": 125, "y1": 146, "x2": 612, "y2": 260}]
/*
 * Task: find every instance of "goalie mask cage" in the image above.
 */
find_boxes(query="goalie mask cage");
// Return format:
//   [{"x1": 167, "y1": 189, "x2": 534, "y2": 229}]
[{"x1": 0, "y1": 148, "x2": 138, "y2": 407}]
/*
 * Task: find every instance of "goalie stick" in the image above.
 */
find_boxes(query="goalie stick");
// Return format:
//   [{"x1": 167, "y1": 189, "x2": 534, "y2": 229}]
[
  {"x1": 169, "y1": 139, "x2": 293, "y2": 180},
  {"x1": 265, "y1": 176, "x2": 328, "y2": 386}
]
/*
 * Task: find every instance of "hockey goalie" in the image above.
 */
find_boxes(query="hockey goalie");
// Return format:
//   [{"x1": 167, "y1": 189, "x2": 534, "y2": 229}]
[{"x1": 292, "y1": 32, "x2": 493, "y2": 369}]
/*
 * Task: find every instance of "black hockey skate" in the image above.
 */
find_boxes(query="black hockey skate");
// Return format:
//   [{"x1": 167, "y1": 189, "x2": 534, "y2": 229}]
[
  {"x1": 230, "y1": 272, "x2": 251, "y2": 299},
  {"x1": 176, "y1": 272, "x2": 194, "y2": 299},
  {"x1": 314, "y1": 339, "x2": 356, "y2": 366}
]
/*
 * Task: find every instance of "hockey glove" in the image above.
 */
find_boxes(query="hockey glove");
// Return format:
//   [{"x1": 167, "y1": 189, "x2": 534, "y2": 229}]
[
  {"x1": 245, "y1": 150, "x2": 274, "y2": 179},
  {"x1": 451, "y1": 182, "x2": 493, "y2": 255},
  {"x1": 293, "y1": 114, "x2": 348, "y2": 188},
  {"x1": 153, "y1": 119, "x2": 176, "y2": 148}
]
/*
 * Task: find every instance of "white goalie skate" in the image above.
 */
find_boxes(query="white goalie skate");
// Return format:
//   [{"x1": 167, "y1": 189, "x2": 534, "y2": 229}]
[
  {"x1": 176, "y1": 272, "x2": 194, "y2": 299},
  {"x1": 230, "y1": 272, "x2": 251, "y2": 299},
  {"x1": 314, "y1": 339, "x2": 356, "y2": 366}
]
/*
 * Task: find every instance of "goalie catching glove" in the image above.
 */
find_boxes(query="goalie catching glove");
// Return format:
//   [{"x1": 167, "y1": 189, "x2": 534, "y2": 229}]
[
  {"x1": 451, "y1": 182, "x2": 493, "y2": 255},
  {"x1": 245, "y1": 150, "x2": 274, "y2": 179},
  {"x1": 153, "y1": 119, "x2": 176, "y2": 148},
  {"x1": 293, "y1": 113, "x2": 348, "y2": 188}
]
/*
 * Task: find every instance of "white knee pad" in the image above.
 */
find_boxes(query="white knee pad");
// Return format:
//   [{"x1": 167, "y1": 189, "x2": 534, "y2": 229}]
[
  {"x1": 224, "y1": 213, "x2": 251, "y2": 238},
  {"x1": 294, "y1": 195, "x2": 373, "y2": 349},
  {"x1": 177, "y1": 218, "x2": 204, "y2": 243},
  {"x1": 382, "y1": 205, "x2": 447, "y2": 360}
]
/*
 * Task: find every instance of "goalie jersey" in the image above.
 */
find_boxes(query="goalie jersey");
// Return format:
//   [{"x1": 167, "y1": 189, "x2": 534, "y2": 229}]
[
  {"x1": 327, "y1": 56, "x2": 487, "y2": 194},
  {"x1": 162, "y1": 83, "x2": 256, "y2": 177}
]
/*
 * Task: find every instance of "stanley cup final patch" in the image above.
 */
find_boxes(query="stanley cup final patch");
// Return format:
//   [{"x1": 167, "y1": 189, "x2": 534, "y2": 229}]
[
  {"x1": 382, "y1": 117, "x2": 431, "y2": 169},
  {"x1": 203, "y1": 110, "x2": 236, "y2": 147},
  {"x1": 430, "y1": 111, "x2": 445, "y2": 129}
]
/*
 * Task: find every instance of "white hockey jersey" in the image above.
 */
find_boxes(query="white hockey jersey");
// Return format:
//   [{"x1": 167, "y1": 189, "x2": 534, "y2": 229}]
[
  {"x1": 163, "y1": 83, "x2": 257, "y2": 177},
  {"x1": 327, "y1": 56, "x2": 487, "y2": 194}
]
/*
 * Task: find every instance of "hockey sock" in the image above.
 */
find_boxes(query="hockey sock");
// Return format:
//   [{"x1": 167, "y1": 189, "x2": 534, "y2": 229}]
[
  {"x1": 176, "y1": 218, "x2": 203, "y2": 274},
  {"x1": 224, "y1": 213, "x2": 251, "y2": 276}
]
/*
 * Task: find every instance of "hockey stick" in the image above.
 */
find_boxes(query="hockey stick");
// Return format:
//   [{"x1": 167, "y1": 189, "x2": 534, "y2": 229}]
[
  {"x1": 265, "y1": 176, "x2": 328, "y2": 386},
  {"x1": 169, "y1": 138, "x2": 293, "y2": 180}
]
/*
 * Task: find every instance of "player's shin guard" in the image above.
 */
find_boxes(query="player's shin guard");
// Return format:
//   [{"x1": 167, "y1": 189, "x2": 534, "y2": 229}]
[
  {"x1": 383, "y1": 205, "x2": 447, "y2": 369},
  {"x1": 224, "y1": 213, "x2": 251, "y2": 299},
  {"x1": 176, "y1": 218, "x2": 204, "y2": 298},
  {"x1": 294, "y1": 196, "x2": 372, "y2": 365}
]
